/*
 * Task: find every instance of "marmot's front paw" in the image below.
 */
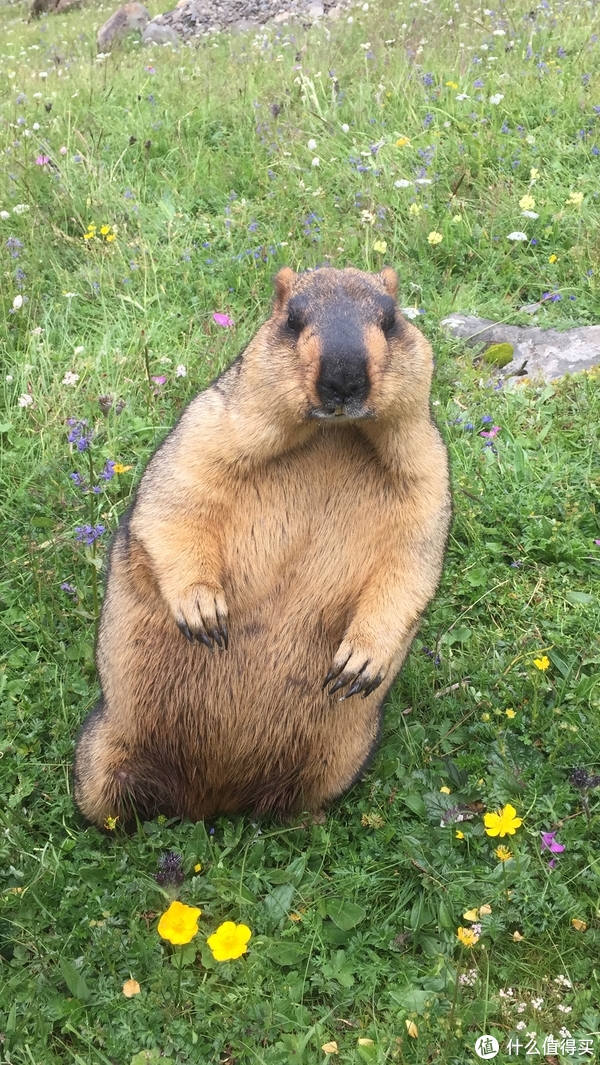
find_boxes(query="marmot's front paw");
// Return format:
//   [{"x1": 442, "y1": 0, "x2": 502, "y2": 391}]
[
  {"x1": 174, "y1": 585, "x2": 229, "y2": 651},
  {"x1": 322, "y1": 638, "x2": 388, "y2": 700}
]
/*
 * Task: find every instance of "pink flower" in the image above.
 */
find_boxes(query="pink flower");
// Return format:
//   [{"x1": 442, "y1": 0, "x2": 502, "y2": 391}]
[
  {"x1": 60, "y1": 146, "x2": 67, "y2": 155},
  {"x1": 213, "y1": 312, "x2": 234, "y2": 328},
  {"x1": 541, "y1": 831, "x2": 565, "y2": 854},
  {"x1": 480, "y1": 425, "x2": 501, "y2": 439},
  {"x1": 151, "y1": 375, "x2": 166, "y2": 386},
  {"x1": 35, "y1": 155, "x2": 50, "y2": 165},
  {"x1": 145, "y1": 66, "x2": 156, "y2": 74}
]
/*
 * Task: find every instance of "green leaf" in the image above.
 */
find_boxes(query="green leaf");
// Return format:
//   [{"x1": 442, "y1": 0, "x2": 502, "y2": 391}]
[
  {"x1": 265, "y1": 942, "x2": 308, "y2": 966},
  {"x1": 389, "y1": 987, "x2": 434, "y2": 1013},
  {"x1": 401, "y1": 794, "x2": 427, "y2": 818},
  {"x1": 130, "y1": 1052, "x2": 161, "y2": 1065},
  {"x1": 325, "y1": 899, "x2": 366, "y2": 930},
  {"x1": 59, "y1": 957, "x2": 90, "y2": 1001},
  {"x1": 483, "y1": 342, "x2": 514, "y2": 367},
  {"x1": 0, "y1": 421, "x2": 13, "y2": 433},
  {"x1": 264, "y1": 883, "x2": 296, "y2": 923},
  {"x1": 565, "y1": 591, "x2": 595, "y2": 606}
]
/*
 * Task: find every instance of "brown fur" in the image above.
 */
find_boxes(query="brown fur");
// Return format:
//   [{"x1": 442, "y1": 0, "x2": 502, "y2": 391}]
[{"x1": 73, "y1": 266, "x2": 451, "y2": 828}]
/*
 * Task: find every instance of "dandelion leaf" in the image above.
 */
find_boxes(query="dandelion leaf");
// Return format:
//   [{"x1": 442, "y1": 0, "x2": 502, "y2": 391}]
[
  {"x1": 325, "y1": 899, "x2": 366, "y2": 930},
  {"x1": 58, "y1": 957, "x2": 90, "y2": 1001},
  {"x1": 483, "y1": 342, "x2": 514, "y2": 367}
]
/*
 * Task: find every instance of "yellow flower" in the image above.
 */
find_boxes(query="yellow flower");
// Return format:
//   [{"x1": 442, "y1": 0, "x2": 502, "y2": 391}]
[
  {"x1": 358, "y1": 1039, "x2": 374, "y2": 1047},
  {"x1": 104, "y1": 815, "x2": 118, "y2": 831},
  {"x1": 530, "y1": 168, "x2": 539, "y2": 180},
  {"x1": 512, "y1": 930, "x2": 524, "y2": 941},
  {"x1": 440, "y1": 786, "x2": 451, "y2": 794},
  {"x1": 122, "y1": 978, "x2": 141, "y2": 997},
  {"x1": 405, "y1": 1020, "x2": 418, "y2": 1038},
  {"x1": 322, "y1": 1043, "x2": 339, "y2": 1055},
  {"x1": 373, "y1": 239, "x2": 387, "y2": 254},
  {"x1": 409, "y1": 203, "x2": 422, "y2": 216},
  {"x1": 113, "y1": 463, "x2": 133, "y2": 474},
  {"x1": 484, "y1": 803, "x2": 522, "y2": 838},
  {"x1": 533, "y1": 655, "x2": 550, "y2": 671},
  {"x1": 106, "y1": 233, "x2": 116, "y2": 242},
  {"x1": 457, "y1": 926, "x2": 479, "y2": 947},
  {"x1": 396, "y1": 136, "x2": 411, "y2": 147},
  {"x1": 571, "y1": 918, "x2": 587, "y2": 932},
  {"x1": 194, "y1": 863, "x2": 202, "y2": 873},
  {"x1": 452, "y1": 214, "x2": 462, "y2": 223},
  {"x1": 505, "y1": 708, "x2": 516, "y2": 719},
  {"x1": 548, "y1": 254, "x2": 558, "y2": 263},
  {"x1": 463, "y1": 908, "x2": 479, "y2": 922},
  {"x1": 207, "y1": 921, "x2": 251, "y2": 961},
  {"x1": 427, "y1": 231, "x2": 443, "y2": 245},
  {"x1": 446, "y1": 81, "x2": 458, "y2": 89},
  {"x1": 566, "y1": 191, "x2": 583, "y2": 207},
  {"x1": 519, "y1": 194, "x2": 535, "y2": 211},
  {"x1": 481, "y1": 713, "x2": 490, "y2": 722},
  {"x1": 100, "y1": 225, "x2": 111, "y2": 236},
  {"x1": 157, "y1": 900, "x2": 201, "y2": 945},
  {"x1": 479, "y1": 904, "x2": 492, "y2": 916},
  {"x1": 83, "y1": 231, "x2": 95, "y2": 241},
  {"x1": 455, "y1": 830, "x2": 465, "y2": 840}
]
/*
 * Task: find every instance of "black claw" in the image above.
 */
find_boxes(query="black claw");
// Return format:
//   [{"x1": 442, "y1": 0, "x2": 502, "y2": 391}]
[
  {"x1": 216, "y1": 610, "x2": 229, "y2": 650},
  {"x1": 177, "y1": 620, "x2": 194, "y2": 643},
  {"x1": 362, "y1": 674, "x2": 384, "y2": 698},
  {"x1": 328, "y1": 675, "x2": 348, "y2": 696},
  {"x1": 208, "y1": 626, "x2": 223, "y2": 649},
  {"x1": 195, "y1": 630, "x2": 215, "y2": 651},
  {"x1": 340, "y1": 679, "x2": 365, "y2": 700},
  {"x1": 322, "y1": 654, "x2": 351, "y2": 691}
]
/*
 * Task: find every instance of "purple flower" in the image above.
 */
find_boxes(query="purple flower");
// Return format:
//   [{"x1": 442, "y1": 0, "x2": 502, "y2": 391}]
[
  {"x1": 480, "y1": 425, "x2": 501, "y2": 439},
  {"x1": 464, "y1": 422, "x2": 474, "y2": 431},
  {"x1": 35, "y1": 155, "x2": 50, "y2": 166},
  {"x1": 481, "y1": 414, "x2": 492, "y2": 423},
  {"x1": 151, "y1": 375, "x2": 166, "y2": 386},
  {"x1": 423, "y1": 113, "x2": 434, "y2": 128},
  {"x1": 99, "y1": 459, "x2": 116, "y2": 481},
  {"x1": 67, "y1": 418, "x2": 93, "y2": 451},
  {"x1": 75, "y1": 523, "x2": 106, "y2": 545},
  {"x1": 541, "y1": 831, "x2": 565, "y2": 854},
  {"x1": 60, "y1": 581, "x2": 77, "y2": 598},
  {"x1": 473, "y1": 78, "x2": 484, "y2": 88},
  {"x1": 70, "y1": 471, "x2": 88, "y2": 490},
  {"x1": 213, "y1": 312, "x2": 234, "y2": 327},
  {"x1": 422, "y1": 73, "x2": 435, "y2": 87}
]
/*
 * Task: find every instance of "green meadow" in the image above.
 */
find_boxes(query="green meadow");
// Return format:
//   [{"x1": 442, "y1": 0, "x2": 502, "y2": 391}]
[{"x1": 0, "y1": 0, "x2": 599, "y2": 1059}]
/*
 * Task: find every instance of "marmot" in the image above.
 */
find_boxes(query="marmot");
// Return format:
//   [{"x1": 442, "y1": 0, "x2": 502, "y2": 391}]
[{"x1": 74, "y1": 266, "x2": 451, "y2": 828}]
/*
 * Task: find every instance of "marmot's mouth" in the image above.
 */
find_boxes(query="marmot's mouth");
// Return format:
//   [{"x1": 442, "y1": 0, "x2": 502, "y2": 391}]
[{"x1": 307, "y1": 404, "x2": 374, "y2": 422}]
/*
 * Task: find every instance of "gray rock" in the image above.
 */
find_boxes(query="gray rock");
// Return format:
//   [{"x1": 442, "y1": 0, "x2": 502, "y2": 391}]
[
  {"x1": 97, "y1": 2, "x2": 149, "y2": 49},
  {"x1": 142, "y1": 17, "x2": 181, "y2": 42},
  {"x1": 440, "y1": 313, "x2": 600, "y2": 381}
]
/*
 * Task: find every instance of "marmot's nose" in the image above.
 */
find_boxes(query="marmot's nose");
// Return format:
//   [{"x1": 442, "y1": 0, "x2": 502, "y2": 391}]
[{"x1": 317, "y1": 351, "x2": 369, "y2": 411}]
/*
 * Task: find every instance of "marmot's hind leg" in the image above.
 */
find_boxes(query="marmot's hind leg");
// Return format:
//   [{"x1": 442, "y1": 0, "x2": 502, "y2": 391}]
[{"x1": 73, "y1": 701, "x2": 173, "y2": 829}]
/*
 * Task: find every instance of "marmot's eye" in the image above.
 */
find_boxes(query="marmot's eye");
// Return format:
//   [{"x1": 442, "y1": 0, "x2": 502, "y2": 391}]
[
  {"x1": 287, "y1": 313, "x2": 302, "y2": 335},
  {"x1": 382, "y1": 311, "x2": 397, "y2": 336}
]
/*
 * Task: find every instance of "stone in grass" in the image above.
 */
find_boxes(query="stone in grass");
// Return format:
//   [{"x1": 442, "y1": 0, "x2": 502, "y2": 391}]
[
  {"x1": 440, "y1": 314, "x2": 600, "y2": 382},
  {"x1": 142, "y1": 17, "x2": 181, "y2": 44},
  {"x1": 97, "y1": 2, "x2": 150, "y2": 51}
]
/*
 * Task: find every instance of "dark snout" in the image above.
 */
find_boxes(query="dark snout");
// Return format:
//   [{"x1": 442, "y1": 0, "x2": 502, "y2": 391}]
[{"x1": 315, "y1": 312, "x2": 370, "y2": 416}]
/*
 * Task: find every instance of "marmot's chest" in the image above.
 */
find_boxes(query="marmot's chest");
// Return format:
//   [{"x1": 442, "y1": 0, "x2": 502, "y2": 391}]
[{"x1": 222, "y1": 428, "x2": 395, "y2": 606}]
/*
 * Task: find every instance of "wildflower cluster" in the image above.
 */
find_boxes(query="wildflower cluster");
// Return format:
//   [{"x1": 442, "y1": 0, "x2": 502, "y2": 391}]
[{"x1": 83, "y1": 222, "x2": 116, "y2": 243}]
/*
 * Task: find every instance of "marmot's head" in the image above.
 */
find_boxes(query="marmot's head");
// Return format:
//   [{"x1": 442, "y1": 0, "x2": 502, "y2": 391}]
[{"x1": 259, "y1": 266, "x2": 434, "y2": 424}]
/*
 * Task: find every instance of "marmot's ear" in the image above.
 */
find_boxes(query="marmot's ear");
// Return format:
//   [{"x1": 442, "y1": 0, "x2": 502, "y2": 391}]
[
  {"x1": 379, "y1": 267, "x2": 398, "y2": 298},
  {"x1": 273, "y1": 267, "x2": 297, "y2": 307}
]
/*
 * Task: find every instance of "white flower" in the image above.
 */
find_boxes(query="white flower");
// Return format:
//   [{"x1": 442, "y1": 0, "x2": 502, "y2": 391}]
[
  {"x1": 455, "y1": 93, "x2": 470, "y2": 100},
  {"x1": 521, "y1": 210, "x2": 539, "y2": 219},
  {"x1": 6, "y1": 374, "x2": 14, "y2": 382},
  {"x1": 12, "y1": 295, "x2": 23, "y2": 310},
  {"x1": 39, "y1": 71, "x2": 48, "y2": 79},
  {"x1": 415, "y1": 178, "x2": 432, "y2": 185},
  {"x1": 489, "y1": 92, "x2": 504, "y2": 104},
  {"x1": 74, "y1": 345, "x2": 84, "y2": 355},
  {"x1": 62, "y1": 371, "x2": 80, "y2": 386},
  {"x1": 176, "y1": 364, "x2": 187, "y2": 377},
  {"x1": 347, "y1": 15, "x2": 353, "y2": 22},
  {"x1": 12, "y1": 204, "x2": 30, "y2": 215},
  {"x1": 554, "y1": 975, "x2": 572, "y2": 988},
  {"x1": 401, "y1": 307, "x2": 420, "y2": 319},
  {"x1": 557, "y1": 1004, "x2": 572, "y2": 1013},
  {"x1": 507, "y1": 231, "x2": 528, "y2": 241},
  {"x1": 33, "y1": 92, "x2": 42, "y2": 98},
  {"x1": 394, "y1": 179, "x2": 412, "y2": 188},
  {"x1": 0, "y1": 211, "x2": 10, "y2": 220},
  {"x1": 559, "y1": 1028, "x2": 572, "y2": 1039},
  {"x1": 24, "y1": 129, "x2": 31, "y2": 137},
  {"x1": 516, "y1": 1022, "x2": 526, "y2": 1031},
  {"x1": 493, "y1": 27, "x2": 506, "y2": 34},
  {"x1": 341, "y1": 123, "x2": 349, "y2": 133},
  {"x1": 307, "y1": 138, "x2": 317, "y2": 150},
  {"x1": 311, "y1": 157, "x2": 320, "y2": 167},
  {"x1": 531, "y1": 998, "x2": 543, "y2": 1009},
  {"x1": 499, "y1": 988, "x2": 514, "y2": 998},
  {"x1": 63, "y1": 292, "x2": 78, "y2": 298},
  {"x1": 18, "y1": 394, "x2": 33, "y2": 407},
  {"x1": 516, "y1": 1003, "x2": 526, "y2": 1013},
  {"x1": 32, "y1": 121, "x2": 40, "y2": 130}
]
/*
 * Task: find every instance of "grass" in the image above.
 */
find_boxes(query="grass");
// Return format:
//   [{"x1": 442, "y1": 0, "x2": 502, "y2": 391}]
[{"x1": 1, "y1": 0, "x2": 600, "y2": 1060}]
